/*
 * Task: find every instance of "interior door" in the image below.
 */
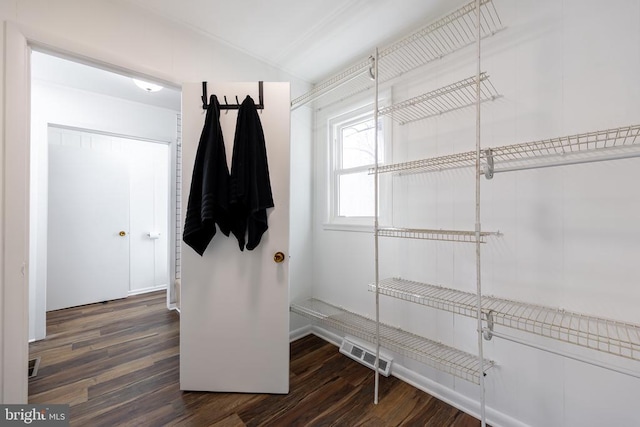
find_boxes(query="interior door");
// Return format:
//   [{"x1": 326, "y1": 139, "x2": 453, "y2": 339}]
[
  {"x1": 180, "y1": 82, "x2": 290, "y2": 393},
  {"x1": 47, "y1": 127, "x2": 130, "y2": 310}
]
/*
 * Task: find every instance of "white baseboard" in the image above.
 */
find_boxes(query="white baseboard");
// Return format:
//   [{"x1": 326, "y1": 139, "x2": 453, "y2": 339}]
[
  {"x1": 292, "y1": 325, "x2": 528, "y2": 427},
  {"x1": 289, "y1": 325, "x2": 313, "y2": 342},
  {"x1": 128, "y1": 285, "x2": 167, "y2": 297}
]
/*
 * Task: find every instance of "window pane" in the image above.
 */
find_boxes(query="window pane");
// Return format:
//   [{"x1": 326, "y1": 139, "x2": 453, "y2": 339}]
[
  {"x1": 338, "y1": 171, "x2": 374, "y2": 217},
  {"x1": 341, "y1": 118, "x2": 383, "y2": 168}
]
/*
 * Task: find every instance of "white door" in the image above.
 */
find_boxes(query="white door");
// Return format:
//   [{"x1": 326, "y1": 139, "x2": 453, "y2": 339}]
[
  {"x1": 180, "y1": 82, "x2": 290, "y2": 393},
  {"x1": 47, "y1": 128, "x2": 130, "y2": 310}
]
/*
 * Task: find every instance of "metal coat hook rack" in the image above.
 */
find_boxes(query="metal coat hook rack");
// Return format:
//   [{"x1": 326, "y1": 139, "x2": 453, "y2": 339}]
[{"x1": 201, "y1": 81, "x2": 264, "y2": 110}]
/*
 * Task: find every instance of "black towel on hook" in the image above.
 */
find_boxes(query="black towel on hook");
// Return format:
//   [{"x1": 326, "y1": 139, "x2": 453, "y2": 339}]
[
  {"x1": 229, "y1": 95, "x2": 274, "y2": 251},
  {"x1": 183, "y1": 94, "x2": 231, "y2": 256}
]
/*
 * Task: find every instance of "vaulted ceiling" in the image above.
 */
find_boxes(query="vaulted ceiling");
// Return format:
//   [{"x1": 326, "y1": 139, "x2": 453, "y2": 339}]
[
  {"x1": 118, "y1": 0, "x2": 465, "y2": 83},
  {"x1": 32, "y1": 1, "x2": 468, "y2": 110}
]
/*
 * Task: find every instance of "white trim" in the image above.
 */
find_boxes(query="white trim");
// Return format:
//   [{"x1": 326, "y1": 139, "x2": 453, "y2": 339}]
[
  {"x1": 2, "y1": 21, "x2": 30, "y2": 404},
  {"x1": 301, "y1": 326, "x2": 529, "y2": 427},
  {"x1": 322, "y1": 223, "x2": 373, "y2": 233},
  {"x1": 289, "y1": 324, "x2": 313, "y2": 342},
  {"x1": 128, "y1": 285, "x2": 167, "y2": 297},
  {"x1": 49, "y1": 123, "x2": 173, "y2": 145},
  {"x1": 325, "y1": 91, "x2": 393, "y2": 230}
]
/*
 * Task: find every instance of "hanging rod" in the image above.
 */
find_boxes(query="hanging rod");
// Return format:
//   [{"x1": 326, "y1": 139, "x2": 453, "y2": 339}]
[
  {"x1": 483, "y1": 329, "x2": 640, "y2": 380},
  {"x1": 201, "y1": 81, "x2": 264, "y2": 110}
]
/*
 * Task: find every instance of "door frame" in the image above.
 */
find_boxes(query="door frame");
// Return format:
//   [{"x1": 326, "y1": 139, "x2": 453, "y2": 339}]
[{"x1": 1, "y1": 20, "x2": 181, "y2": 403}]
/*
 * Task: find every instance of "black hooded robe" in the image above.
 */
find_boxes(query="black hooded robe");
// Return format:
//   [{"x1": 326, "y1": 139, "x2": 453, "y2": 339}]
[
  {"x1": 183, "y1": 94, "x2": 231, "y2": 256},
  {"x1": 229, "y1": 95, "x2": 274, "y2": 251}
]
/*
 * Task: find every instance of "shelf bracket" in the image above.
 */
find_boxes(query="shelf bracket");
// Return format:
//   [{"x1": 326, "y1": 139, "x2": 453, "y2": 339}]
[
  {"x1": 483, "y1": 148, "x2": 494, "y2": 180},
  {"x1": 368, "y1": 56, "x2": 376, "y2": 80},
  {"x1": 482, "y1": 310, "x2": 494, "y2": 341}
]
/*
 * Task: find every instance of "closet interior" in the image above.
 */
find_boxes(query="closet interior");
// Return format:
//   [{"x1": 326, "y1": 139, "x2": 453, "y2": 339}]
[{"x1": 290, "y1": 0, "x2": 640, "y2": 425}]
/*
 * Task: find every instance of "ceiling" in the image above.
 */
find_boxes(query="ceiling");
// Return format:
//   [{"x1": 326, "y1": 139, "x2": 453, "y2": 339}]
[
  {"x1": 119, "y1": 0, "x2": 466, "y2": 83},
  {"x1": 31, "y1": 1, "x2": 467, "y2": 110},
  {"x1": 31, "y1": 51, "x2": 182, "y2": 111}
]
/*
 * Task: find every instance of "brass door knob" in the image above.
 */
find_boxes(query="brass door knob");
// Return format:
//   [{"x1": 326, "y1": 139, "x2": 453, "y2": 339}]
[
  {"x1": 119, "y1": 231, "x2": 127, "y2": 237},
  {"x1": 273, "y1": 252, "x2": 285, "y2": 263}
]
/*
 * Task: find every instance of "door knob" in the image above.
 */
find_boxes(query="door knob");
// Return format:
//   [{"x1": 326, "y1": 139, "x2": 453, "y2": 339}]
[
  {"x1": 119, "y1": 231, "x2": 127, "y2": 237},
  {"x1": 273, "y1": 252, "x2": 285, "y2": 263}
]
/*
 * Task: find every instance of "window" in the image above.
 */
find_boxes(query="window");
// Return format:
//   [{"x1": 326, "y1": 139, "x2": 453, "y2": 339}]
[{"x1": 327, "y1": 103, "x2": 389, "y2": 229}]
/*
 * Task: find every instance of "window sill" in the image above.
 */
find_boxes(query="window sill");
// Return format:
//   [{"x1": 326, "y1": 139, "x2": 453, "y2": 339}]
[{"x1": 322, "y1": 223, "x2": 374, "y2": 233}]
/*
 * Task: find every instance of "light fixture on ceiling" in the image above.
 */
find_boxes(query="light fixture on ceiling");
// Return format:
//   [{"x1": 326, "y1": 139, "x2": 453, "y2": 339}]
[{"x1": 132, "y1": 78, "x2": 163, "y2": 92}]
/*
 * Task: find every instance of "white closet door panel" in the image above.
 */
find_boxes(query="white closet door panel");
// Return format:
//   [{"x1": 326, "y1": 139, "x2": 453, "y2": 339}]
[
  {"x1": 180, "y1": 82, "x2": 290, "y2": 393},
  {"x1": 127, "y1": 139, "x2": 170, "y2": 291}
]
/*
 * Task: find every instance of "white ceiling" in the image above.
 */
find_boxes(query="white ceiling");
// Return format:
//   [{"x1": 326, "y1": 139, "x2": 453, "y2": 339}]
[
  {"x1": 31, "y1": 1, "x2": 467, "y2": 110},
  {"x1": 120, "y1": 0, "x2": 466, "y2": 83},
  {"x1": 31, "y1": 51, "x2": 182, "y2": 111}
]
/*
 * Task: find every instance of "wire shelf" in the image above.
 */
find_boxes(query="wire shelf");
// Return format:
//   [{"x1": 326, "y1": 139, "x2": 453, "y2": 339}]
[
  {"x1": 369, "y1": 124, "x2": 640, "y2": 177},
  {"x1": 370, "y1": 278, "x2": 640, "y2": 361},
  {"x1": 290, "y1": 298, "x2": 493, "y2": 384},
  {"x1": 377, "y1": 227, "x2": 497, "y2": 243},
  {"x1": 290, "y1": 58, "x2": 373, "y2": 109},
  {"x1": 291, "y1": 0, "x2": 504, "y2": 109},
  {"x1": 485, "y1": 124, "x2": 640, "y2": 174},
  {"x1": 371, "y1": 151, "x2": 477, "y2": 175},
  {"x1": 378, "y1": 73, "x2": 501, "y2": 125}
]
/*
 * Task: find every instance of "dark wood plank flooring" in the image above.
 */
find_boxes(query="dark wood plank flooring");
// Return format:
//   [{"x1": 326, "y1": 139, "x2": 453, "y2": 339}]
[{"x1": 29, "y1": 291, "x2": 481, "y2": 426}]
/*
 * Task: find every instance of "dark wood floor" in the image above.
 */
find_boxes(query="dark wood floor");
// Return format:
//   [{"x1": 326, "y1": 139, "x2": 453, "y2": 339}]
[{"x1": 29, "y1": 291, "x2": 481, "y2": 426}]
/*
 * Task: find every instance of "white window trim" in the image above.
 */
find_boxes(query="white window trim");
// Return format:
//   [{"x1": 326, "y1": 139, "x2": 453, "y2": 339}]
[{"x1": 324, "y1": 92, "x2": 392, "y2": 232}]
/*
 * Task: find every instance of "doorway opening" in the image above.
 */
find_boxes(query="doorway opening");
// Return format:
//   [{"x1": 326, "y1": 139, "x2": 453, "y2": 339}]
[{"x1": 29, "y1": 50, "x2": 182, "y2": 342}]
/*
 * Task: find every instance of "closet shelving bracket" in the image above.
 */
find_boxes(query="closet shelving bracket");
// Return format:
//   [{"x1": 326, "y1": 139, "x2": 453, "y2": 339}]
[{"x1": 483, "y1": 310, "x2": 494, "y2": 340}]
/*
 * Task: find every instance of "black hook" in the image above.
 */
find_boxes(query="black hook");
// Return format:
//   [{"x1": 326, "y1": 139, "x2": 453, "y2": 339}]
[
  {"x1": 257, "y1": 81, "x2": 264, "y2": 109},
  {"x1": 201, "y1": 82, "x2": 209, "y2": 109}
]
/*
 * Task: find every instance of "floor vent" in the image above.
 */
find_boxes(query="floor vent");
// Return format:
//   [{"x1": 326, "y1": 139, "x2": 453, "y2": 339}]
[
  {"x1": 339, "y1": 337, "x2": 392, "y2": 376},
  {"x1": 28, "y1": 357, "x2": 41, "y2": 378}
]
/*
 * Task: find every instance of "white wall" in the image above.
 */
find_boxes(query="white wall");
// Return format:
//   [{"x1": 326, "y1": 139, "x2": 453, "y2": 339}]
[
  {"x1": 289, "y1": 106, "x2": 314, "y2": 333},
  {"x1": 29, "y1": 79, "x2": 177, "y2": 340},
  {"x1": 308, "y1": 1, "x2": 640, "y2": 426},
  {"x1": 0, "y1": 0, "x2": 313, "y2": 400}
]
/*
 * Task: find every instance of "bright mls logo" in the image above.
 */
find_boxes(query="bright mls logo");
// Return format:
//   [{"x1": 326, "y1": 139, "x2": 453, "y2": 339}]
[{"x1": 0, "y1": 405, "x2": 69, "y2": 426}]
